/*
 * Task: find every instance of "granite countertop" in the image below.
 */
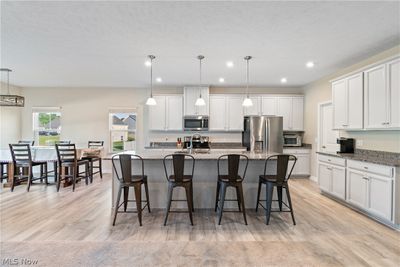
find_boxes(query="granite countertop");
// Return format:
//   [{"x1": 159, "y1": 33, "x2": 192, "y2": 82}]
[
  {"x1": 145, "y1": 142, "x2": 246, "y2": 150},
  {"x1": 283, "y1": 143, "x2": 312, "y2": 149},
  {"x1": 105, "y1": 150, "x2": 281, "y2": 160},
  {"x1": 317, "y1": 150, "x2": 400, "y2": 167}
]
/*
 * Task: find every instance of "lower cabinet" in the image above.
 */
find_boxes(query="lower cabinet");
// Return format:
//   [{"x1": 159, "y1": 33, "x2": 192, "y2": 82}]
[
  {"x1": 283, "y1": 148, "x2": 310, "y2": 176},
  {"x1": 318, "y1": 162, "x2": 346, "y2": 200},
  {"x1": 318, "y1": 155, "x2": 395, "y2": 225},
  {"x1": 346, "y1": 167, "x2": 393, "y2": 221}
]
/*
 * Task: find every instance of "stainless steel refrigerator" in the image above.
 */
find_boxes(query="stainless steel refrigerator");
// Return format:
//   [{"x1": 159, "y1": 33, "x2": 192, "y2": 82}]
[{"x1": 242, "y1": 116, "x2": 283, "y2": 153}]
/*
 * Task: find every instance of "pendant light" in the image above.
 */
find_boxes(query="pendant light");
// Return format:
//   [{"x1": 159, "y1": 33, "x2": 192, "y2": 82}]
[
  {"x1": 0, "y1": 68, "x2": 24, "y2": 107},
  {"x1": 242, "y1": 56, "x2": 253, "y2": 107},
  {"x1": 145, "y1": 55, "x2": 157, "y2": 106},
  {"x1": 195, "y1": 55, "x2": 206, "y2": 106}
]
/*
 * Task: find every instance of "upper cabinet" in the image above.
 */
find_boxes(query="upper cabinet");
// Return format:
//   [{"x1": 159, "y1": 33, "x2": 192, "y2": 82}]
[
  {"x1": 277, "y1": 96, "x2": 304, "y2": 131},
  {"x1": 332, "y1": 72, "x2": 363, "y2": 130},
  {"x1": 149, "y1": 95, "x2": 183, "y2": 131},
  {"x1": 261, "y1": 96, "x2": 278, "y2": 116},
  {"x1": 209, "y1": 95, "x2": 244, "y2": 131},
  {"x1": 184, "y1": 87, "x2": 210, "y2": 116},
  {"x1": 364, "y1": 58, "x2": 400, "y2": 129}
]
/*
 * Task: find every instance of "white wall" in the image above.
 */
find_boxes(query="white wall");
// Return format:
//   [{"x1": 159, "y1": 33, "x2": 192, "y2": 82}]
[
  {"x1": 302, "y1": 45, "x2": 400, "y2": 178},
  {"x1": 0, "y1": 82, "x2": 22, "y2": 149}
]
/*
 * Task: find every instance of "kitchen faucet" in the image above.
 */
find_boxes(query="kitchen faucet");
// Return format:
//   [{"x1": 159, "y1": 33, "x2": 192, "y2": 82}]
[{"x1": 188, "y1": 132, "x2": 202, "y2": 153}]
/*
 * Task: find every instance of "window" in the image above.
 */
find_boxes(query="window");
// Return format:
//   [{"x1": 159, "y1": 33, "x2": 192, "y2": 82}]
[
  {"x1": 109, "y1": 109, "x2": 136, "y2": 152},
  {"x1": 33, "y1": 107, "x2": 62, "y2": 146}
]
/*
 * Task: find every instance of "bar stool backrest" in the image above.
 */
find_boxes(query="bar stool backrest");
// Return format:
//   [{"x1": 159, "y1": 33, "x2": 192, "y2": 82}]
[
  {"x1": 163, "y1": 154, "x2": 195, "y2": 182},
  {"x1": 56, "y1": 144, "x2": 77, "y2": 165},
  {"x1": 111, "y1": 154, "x2": 144, "y2": 183},
  {"x1": 88, "y1": 141, "x2": 104, "y2": 148},
  {"x1": 18, "y1": 140, "x2": 35, "y2": 146},
  {"x1": 217, "y1": 154, "x2": 249, "y2": 182},
  {"x1": 263, "y1": 154, "x2": 297, "y2": 184},
  {"x1": 9, "y1": 144, "x2": 32, "y2": 166},
  {"x1": 55, "y1": 141, "x2": 71, "y2": 145}
]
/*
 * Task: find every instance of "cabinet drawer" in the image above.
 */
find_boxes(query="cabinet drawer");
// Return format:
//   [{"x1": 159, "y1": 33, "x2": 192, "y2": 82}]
[
  {"x1": 318, "y1": 154, "x2": 346, "y2": 167},
  {"x1": 347, "y1": 160, "x2": 394, "y2": 178}
]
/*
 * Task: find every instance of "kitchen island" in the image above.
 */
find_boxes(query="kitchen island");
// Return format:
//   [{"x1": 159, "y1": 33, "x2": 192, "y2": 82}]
[{"x1": 107, "y1": 150, "x2": 292, "y2": 209}]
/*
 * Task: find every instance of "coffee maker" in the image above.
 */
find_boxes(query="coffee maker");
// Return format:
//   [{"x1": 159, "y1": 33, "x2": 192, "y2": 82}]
[{"x1": 337, "y1": 138, "x2": 355, "y2": 153}]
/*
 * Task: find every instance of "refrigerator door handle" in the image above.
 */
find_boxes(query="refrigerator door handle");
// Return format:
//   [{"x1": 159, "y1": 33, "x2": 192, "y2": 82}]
[{"x1": 266, "y1": 118, "x2": 270, "y2": 152}]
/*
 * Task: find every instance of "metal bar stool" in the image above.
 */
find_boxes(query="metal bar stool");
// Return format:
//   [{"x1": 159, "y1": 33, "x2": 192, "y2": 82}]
[
  {"x1": 215, "y1": 154, "x2": 249, "y2": 225},
  {"x1": 256, "y1": 154, "x2": 297, "y2": 225},
  {"x1": 163, "y1": 154, "x2": 195, "y2": 226},
  {"x1": 0, "y1": 162, "x2": 8, "y2": 183},
  {"x1": 9, "y1": 144, "x2": 48, "y2": 192},
  {"x1": 111, "y1": 154, "x2": 150, "y2": 226},
  {"x1": 55, "y1": 144, "x2": 90, "y2": 192}
]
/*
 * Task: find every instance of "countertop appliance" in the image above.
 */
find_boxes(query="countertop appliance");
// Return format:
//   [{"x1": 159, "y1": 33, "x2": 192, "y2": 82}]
[
  {"x1": 242, "y1": 116, "x2": 283, "y2": 153},
  {"x1": 337, "y1": 138, "x2": 355, "y2": 153},
  {"x1": 183, "y1": 116, "x2": 209, "y2": 131},
  {"x1": 183, "y1": 134, "x2": 210, "y2": 150},
  {"x1": 283, "y1": 133, "x2": 302, "y2": 147}
]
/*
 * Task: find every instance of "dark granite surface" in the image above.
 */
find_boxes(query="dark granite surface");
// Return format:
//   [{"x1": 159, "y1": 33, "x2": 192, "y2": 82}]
[
  {"x1": 317, "y1": 149, "x2": 400, "y2": 167},
  {"x1": 145, "y1": 142, "x2": 246, "y2": 150}
]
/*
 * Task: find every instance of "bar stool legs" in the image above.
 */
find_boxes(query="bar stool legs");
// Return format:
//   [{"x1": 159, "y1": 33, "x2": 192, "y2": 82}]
[{"x1": 164, "y1": 182, "x2": 194, "y2": 226}]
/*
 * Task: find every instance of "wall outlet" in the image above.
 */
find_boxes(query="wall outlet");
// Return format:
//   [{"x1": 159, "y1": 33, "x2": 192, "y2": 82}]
[{"x1": 356, "y1": 140, "x2": 363, "y2": 147}]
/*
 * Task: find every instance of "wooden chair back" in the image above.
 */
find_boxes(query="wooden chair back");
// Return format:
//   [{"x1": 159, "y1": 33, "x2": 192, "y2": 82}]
[
  {"x1": 111, "y1": 154, "x2": 144, "y2": 183},
  {"x1": 9, "y1": 144, "x2": 32, "y2": 166}
]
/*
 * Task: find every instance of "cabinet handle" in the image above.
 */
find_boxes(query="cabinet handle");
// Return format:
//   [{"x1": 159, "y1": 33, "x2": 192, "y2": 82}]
[
  {"x1": 342, "y1": 124, "x2": 348, "y2": 127},
  {"x1": 362, "y1": 176, "x2": 369, "y2": 180},
  {"x1": 327, "y1": 159, "x2": 331, "y2": 162},
  {"x1": 322, "y1": 146, "x2": 326, "y2": 149},
  {"x1": 363, "y1": 166, "x2": 368, "y2": 170},
  {"x1": 327, "y1": 167, "x2": 333, "y2": 171}
]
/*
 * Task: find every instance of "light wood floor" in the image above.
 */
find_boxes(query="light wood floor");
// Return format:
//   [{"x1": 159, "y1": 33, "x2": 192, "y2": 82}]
[{"x1": 1, "y1": 175, "x2": 399, "y2": 267}]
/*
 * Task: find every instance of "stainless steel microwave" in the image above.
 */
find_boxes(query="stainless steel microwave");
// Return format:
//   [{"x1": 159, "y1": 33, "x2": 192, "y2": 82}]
[
  {"x1": 183, "y1": 116, "x2": 209, "y2": 131},
  {"x1": 283, "y1": 134, "x2": 302, "y2": 147}
]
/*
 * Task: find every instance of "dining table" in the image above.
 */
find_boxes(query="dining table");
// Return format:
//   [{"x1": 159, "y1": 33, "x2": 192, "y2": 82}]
[{"x1": 0, "y1": 146, "x2": 102, "y2": 189}]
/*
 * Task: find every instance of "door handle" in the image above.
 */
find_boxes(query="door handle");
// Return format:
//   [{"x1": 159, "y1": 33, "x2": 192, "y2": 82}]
[{"x1": 322, "y1": 145, "x2": 326, "y2": 149}]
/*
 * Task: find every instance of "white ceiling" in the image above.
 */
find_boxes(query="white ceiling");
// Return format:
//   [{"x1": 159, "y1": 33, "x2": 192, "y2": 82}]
[{"x1": 1, "y1": 1, "x2": 399, "y2": 88}]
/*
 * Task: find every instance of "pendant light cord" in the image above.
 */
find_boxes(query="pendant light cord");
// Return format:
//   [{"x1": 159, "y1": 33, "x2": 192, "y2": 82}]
[
  {"x1": 198, "y1": 55, "x2": 204, "y2": 99},
  {"x1": 246, "y1": 57, "x2": 250, "y2": 98},
  {"x1": 150, "y1": 57, "x2": 153, "y2": 98},
  {"x1": 7, "y1": 70, "x2": 10, "y2": 95}
]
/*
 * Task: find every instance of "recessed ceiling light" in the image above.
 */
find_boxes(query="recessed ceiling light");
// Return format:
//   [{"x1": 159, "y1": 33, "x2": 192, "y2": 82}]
[
  {"x1": 306, "y1": 61, "x2": 315, "y2": 68},
  {"x1": 156, "y1": 77, "x2": 162, "y2": 83},
  {"x1": 144, "y1": 60, "x2": 152, "y2": 67},
  {"x1": 226, "y1": 61, "x2": 234, "y2": 68},
  {"x1": 219, "y1": 77, "x2": 225, "y2": 83},
  {"x1": 280, "y1": 77, "x2": 287, "y2": 83}
]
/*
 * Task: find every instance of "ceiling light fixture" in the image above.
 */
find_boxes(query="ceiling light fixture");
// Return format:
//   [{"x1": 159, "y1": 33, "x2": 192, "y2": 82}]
[
  {"x1": 0, "y1": 68, "x2": 24, "y2": 107},
  {"x1": 242, "y1": 56, "x2": 253, "y2": 107},
  {"x1": 306, "y1": 61, "x2": 315, "y2": 68},
  {"x1": 195, "y1": 55, "x2": 206, "y2": 106},
  {"x1": 156, "y1": 77, "x2": 162, "y2": 83},
  {"x1": 280, "y1": 77, "x2": 287, "y2": 83},
  {"x1": 219, "y1": 77, "x2": 225, "y2": 83},
  {"x1": 226, "y1": 61, "x2": 234, "y2": 68},
  {"x1": 145, "y1": 55, "x2": 157, "y2": 106}
]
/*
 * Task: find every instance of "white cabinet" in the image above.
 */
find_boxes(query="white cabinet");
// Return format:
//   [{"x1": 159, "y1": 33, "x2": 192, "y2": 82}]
[
  {"x1": 364, "y1": 58, "x2": 400, "y2": 129},
  {"x1": 261, "y1": 97, "x2": 277, "y2": 115},
  {"x1": 184, "y1": 87, "x2": 209, "y2": 116},
  {"x1": 149, "y1": 96, "x2": 167, "y2": 131},
  {"x1": 283, "y1": 148, "x2": 310, "y2": 176},
  {"x1": 227, "y1": 96, "x2": 244, "y2": 131},
  {"x1": 347, "y1": 168, "x2": 368, "y2": 208},
  {"x1": 166, "y1": 96, "x2": 183, "y2": 130},
  {"x1": 332, "y1": 73, "x2": 363, "y2": 130},
  {"x1": 364, "y1": 64, "x2": 387, "y2": 129},
  {"x1": 346, "y1": 160, "x2": 394, "y2": 221},
  {"x1": 209, "y1": 96, "x2": 226, "y2": 131},
  {"x1": 277, "y1": 96, "x2": 304, "y2": 131},
  {"x1": 244, "y1": 96, "x2": 261, "y2": 116},
  {"x1": 149, "y1": 95, "x2": 183, "y2": 131},
  {"x1": 209, "y1": 95, "x2": 243, "y2": 131},
  {"x1": 388, "y1": 58, "x2": 400, "y2": 128},
  {"x1": 318, "y1": 155, "x2": 346, "y2": 201}
]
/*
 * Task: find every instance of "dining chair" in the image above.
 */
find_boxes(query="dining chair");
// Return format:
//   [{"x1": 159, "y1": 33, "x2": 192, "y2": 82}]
[
  {"x1": 163, "y1": 154, "x2": 195, "y2": 226},
  {"x1": 81, "y1": 141, "x2": 103, "y2": 179},
  {"x1": 256, "y1": 154, "x2": 297, "y2": 225},
  {"x1": 18, "y1": 140, "x2": 35, "y2": 146},
  {"x1": 0, "y1": 162, "x2": 9, "y2": 183},
  {"x1": 215, "y1": 154, "x2": 249, "y2": 225},
  {"x1": 111, "y1": 154, "x2": 150, "y2": 226},
  {"x1": 9, "y1": 144, "x2": 48, "y2": 192},
  {"x1": 55, "y1": 144, "x2": 90, "y2": 192}
]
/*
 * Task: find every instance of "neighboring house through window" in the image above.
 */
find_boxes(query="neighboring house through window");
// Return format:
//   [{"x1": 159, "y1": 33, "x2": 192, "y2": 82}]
[
  {"x1": 32, "y1": 107, "x2": 62, "y2": 146},
  {"x1": 109, "y1": 109, "x2": 136, "y2": 152}
]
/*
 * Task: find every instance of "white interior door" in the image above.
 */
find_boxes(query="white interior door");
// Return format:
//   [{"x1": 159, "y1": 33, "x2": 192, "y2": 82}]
[{"x1": 319, "y1": 102, "x2": 339, "y2": 153}]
